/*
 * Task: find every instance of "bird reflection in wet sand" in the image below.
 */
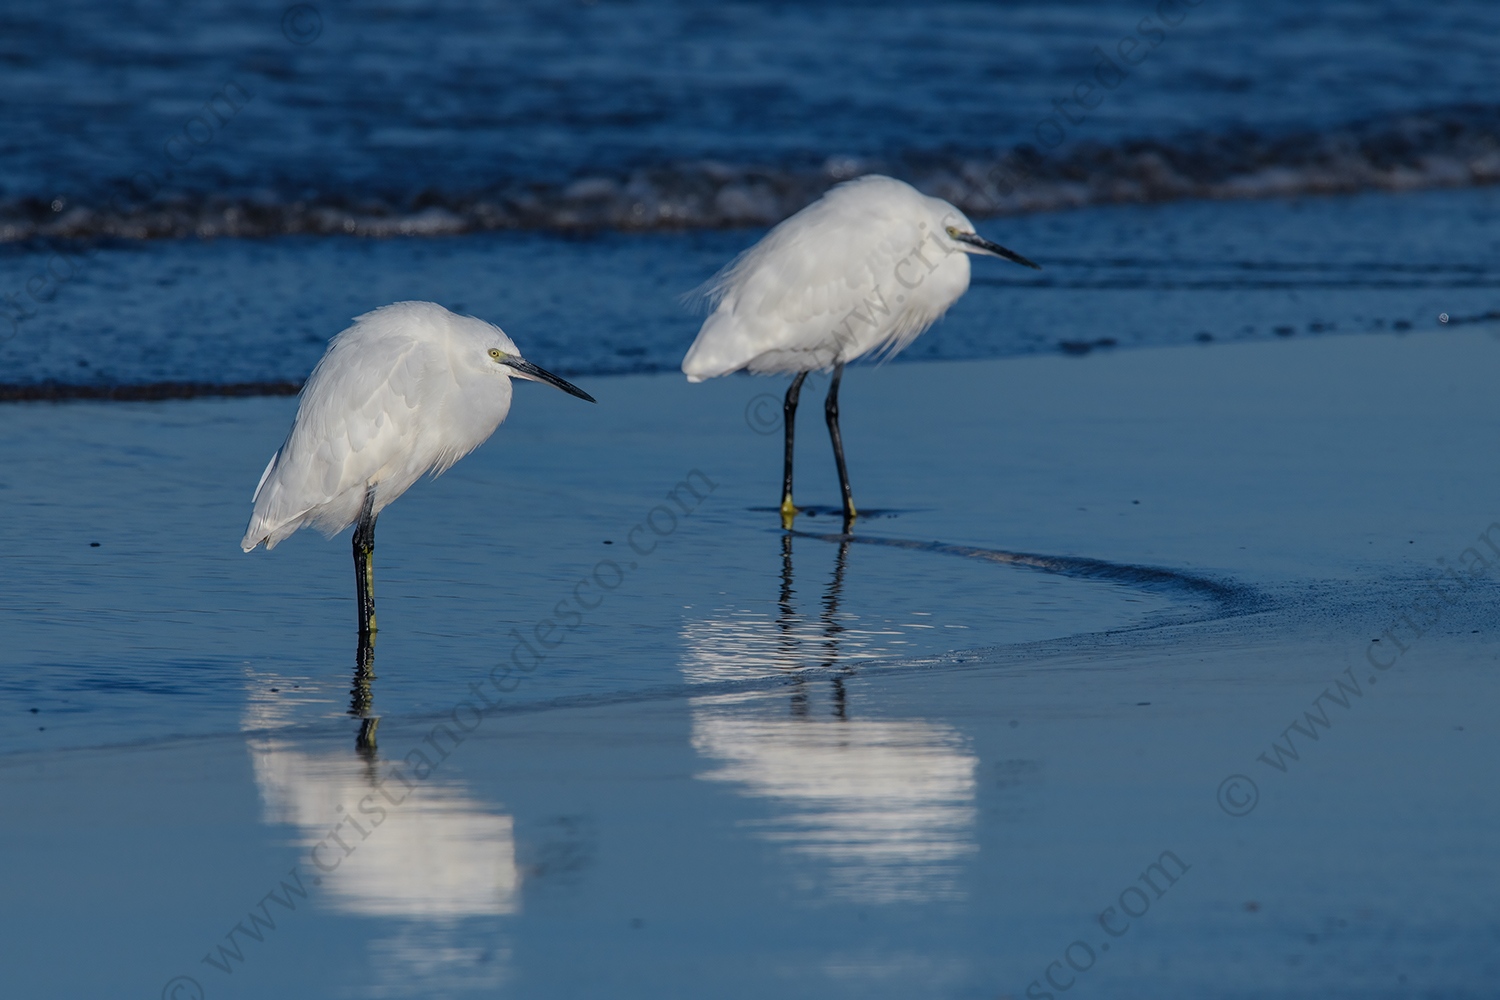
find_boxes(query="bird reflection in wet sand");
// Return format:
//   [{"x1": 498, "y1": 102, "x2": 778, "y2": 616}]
[
  {"x1": 239, "y1": 667, "x2": 521, "y2": 992},
  {"x1": 250, "y1": 739, "x2": 520, "y2": 919},
  {"x1": 684, "y1": 533, "x2": 978, "y2": 903},
  {"x1": 775, "y1": 532, "x2": 853, "y2": 717},
  {"x1": 350, "y1": 628, "x2": 380, "y2": 752},
  {"x1": 687, "y1": 531, "x2": 898, "y2": 680}
]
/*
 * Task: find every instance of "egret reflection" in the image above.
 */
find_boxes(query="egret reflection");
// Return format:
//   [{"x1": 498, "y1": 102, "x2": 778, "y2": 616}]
[
  {"x1": 685, "y1": 534, "x2": 978, "y2": 903},
  {"x1": 684, "y1": 535, "x2": 908, "y2": 681},
  {"x1": 243, "y1": 670, "x2": 518, "y2": 992},
  {"x1": 250, "y1": 741, "x2": 520, "y2": 918},
  {"x1": 351, "y1": 629, "x2": 379, "y2": 750}
]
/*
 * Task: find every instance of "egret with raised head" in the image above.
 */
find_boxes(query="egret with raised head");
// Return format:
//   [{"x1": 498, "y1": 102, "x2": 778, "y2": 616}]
[
  {"x1": 241, "y1": 301, "x2": 595, "y2": 636},
  {"x1": 681, "y1": 174, "x2": 1040, "y2": 529}
]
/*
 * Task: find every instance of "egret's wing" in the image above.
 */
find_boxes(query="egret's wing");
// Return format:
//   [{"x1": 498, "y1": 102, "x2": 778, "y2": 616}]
[
  {"x1": 242, "y1": 325, "x2": 435, "y2": 550},
  {"x1": 748, "y1": 212, "x2": 917, "y2": 344},
  {"x1": 682, "y1": 179, "x2": 953, "y2": 379}
]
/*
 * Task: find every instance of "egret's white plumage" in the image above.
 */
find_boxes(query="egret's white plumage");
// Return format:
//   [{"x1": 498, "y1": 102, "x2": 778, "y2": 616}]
[
  {"x1": 242, "y1": 300, "x2": 593, "y2": 553},
  {"x1": 247, "y1": 304, "x2": 490, "y2": 550},
  {"x1": 682, "y1": 175, "x2": 1031, "y2": 382},
  {"x1": 680, "y1": 175, "x2": 1038, "y2": 524}
]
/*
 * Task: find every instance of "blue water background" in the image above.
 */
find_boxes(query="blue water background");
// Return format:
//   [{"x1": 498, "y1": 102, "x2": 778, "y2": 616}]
[{"x1": 4, "y1": 0, "x2": 1497, "y2": 209}]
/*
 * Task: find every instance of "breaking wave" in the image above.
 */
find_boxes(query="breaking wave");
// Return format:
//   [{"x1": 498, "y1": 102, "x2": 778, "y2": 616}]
[{"x1": 3, "y1": 107, "x2": 1497, "y2": 242}]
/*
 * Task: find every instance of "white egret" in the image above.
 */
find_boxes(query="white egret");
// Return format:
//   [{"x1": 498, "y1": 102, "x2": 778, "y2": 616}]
[
  {"x1": 241, "y1": 301, "x2": 595, "y2": 636},
  {"x1": 681, "y1": 174, "x2": 1039, "y2": 528}
]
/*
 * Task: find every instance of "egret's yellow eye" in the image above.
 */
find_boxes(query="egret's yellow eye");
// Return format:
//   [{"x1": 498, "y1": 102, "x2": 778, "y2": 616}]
[
  {"x1": 945, "y1": 225, "x2": 961, "y2": 237},
  {"x1": 488, "y1": 348, "x2": 504, "y2": 360}
]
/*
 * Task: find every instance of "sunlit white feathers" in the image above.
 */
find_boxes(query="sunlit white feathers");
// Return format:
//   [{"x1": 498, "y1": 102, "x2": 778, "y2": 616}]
[
  {"x1": 242, "y1": 301, "x2": 533, "y2": 551},
  {"x1": 682, "y1": 175, "x2": 985, "y2": 382}
]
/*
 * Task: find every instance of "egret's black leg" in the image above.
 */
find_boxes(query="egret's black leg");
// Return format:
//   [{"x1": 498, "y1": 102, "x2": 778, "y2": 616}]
[
  {"x1": 348, "y1": 485, "x2": 380, "y2": 750},
  {"x1": 353, "y1": 485, "x2": 378, "y2": 638},
  {"x1": 824, "y1": 363, "x2": 857, "y2": 526},
  {"x1": 780, "y1": 372, "x2": 808, "y2": 529}
]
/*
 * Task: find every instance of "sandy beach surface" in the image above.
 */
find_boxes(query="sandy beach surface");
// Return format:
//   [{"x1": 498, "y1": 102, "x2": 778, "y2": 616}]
[{"x1": 3, "y1": 322, "x2": 1497, "y2": 998}]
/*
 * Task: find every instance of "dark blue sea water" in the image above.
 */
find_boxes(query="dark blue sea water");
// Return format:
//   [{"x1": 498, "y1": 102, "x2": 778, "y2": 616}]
[
  {"x1": 5, "y1": 0, "x2": 1499, "y2": 229},
  {"x1": 2, "y1": 0, "x2": 1497, "y2": 388}
]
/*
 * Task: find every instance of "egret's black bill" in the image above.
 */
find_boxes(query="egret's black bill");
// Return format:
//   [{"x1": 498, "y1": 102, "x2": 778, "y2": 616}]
[
  {"x1": 505, "y1": 358, "x2": 596, "y2": 402},
  {"x1": 952, "y1": 232, "x2": 1042, "y2": 270}
]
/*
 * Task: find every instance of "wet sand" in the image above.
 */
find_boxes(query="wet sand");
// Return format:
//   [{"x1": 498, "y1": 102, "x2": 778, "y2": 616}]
[{"x1": 3, "y1": 324, "x2": 1499, "y2": 998}]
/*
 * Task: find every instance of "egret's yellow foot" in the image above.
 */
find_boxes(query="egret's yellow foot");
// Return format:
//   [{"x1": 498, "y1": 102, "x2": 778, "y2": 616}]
[{"x1": 780, "y1": 495, "x2": 798, "y2": 530}]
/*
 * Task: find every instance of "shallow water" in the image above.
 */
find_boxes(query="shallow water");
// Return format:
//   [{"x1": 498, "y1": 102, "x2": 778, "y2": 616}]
[
  {"x1": 5, "y1": 330, "x2": 1500, "y2": 998},
  {"x1": 0, "y1": 377, "x2": 1196, "y2": 757},
  {"x1": 5, "y1": 186, "x2": 1498, "y2": 389}
]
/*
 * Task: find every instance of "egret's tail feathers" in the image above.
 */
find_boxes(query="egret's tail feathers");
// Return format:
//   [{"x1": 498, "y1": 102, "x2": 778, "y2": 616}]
[
  {"x1": 240, "y1": 515, "x2": 302, "y2": 552},
  {"x1": 241, "y1": 462, "x2": 319, "y2": 552},
  {"x1": 243, "y1": 479, "x2": 371, "y2": 552},
  {"x1": 681, "y1": 350, "x2": 715, "y2": 382},
  {"x1": 251, "y1": 452, "x2": 279, "y2": 503},
  {"x1": 681, "y1": 341, "x2": 720, "y2": 382},
  {"x1": 242, "y1": 450, "x2": 284, "y2": 550},
  {"x1": 682, "y1": 309, "x2": 757, "y2": 382}
]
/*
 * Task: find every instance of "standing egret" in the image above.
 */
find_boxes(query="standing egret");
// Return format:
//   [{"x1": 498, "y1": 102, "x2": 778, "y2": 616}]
[
  {"x1": 681, "y1": 174, "x2": 1039, "y2": 529},
  {"x1": 241, "y1": 301, "x2": 595, "y2": 637}
]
